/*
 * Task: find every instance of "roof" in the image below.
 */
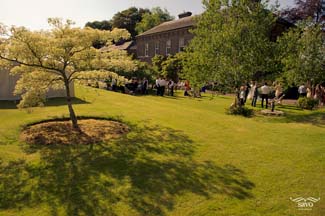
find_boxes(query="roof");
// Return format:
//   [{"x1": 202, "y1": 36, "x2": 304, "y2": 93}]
[
  {"x1": 137, "y1": 16, "x2": 195, "y2": 37},
  {"x1": 100, "y1": 41, "x2": 134, "y2": 52}
]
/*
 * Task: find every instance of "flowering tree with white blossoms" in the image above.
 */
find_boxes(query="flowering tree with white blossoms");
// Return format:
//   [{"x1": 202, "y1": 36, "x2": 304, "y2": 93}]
[{"x1": 0, "y1": 18, "x2": 136, "y2": 129}]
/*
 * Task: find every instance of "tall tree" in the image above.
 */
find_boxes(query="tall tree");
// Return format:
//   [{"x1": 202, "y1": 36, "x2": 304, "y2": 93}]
[
  {"x1": 277, "y1": 22, "x2": 325, "y2": 86},
  {"x1": 152, "y1": 54, "x2": 166, "y2": 76},
  {"x1": 281, "y1": 0, "x2": 323, "y2": 23},
  {"x1": 183, "y1": 0, "x2": 276, "y2": 90},
  {"x1": 160, "y1": 53, "x2": 184, "y2": 82},
  {"x1": 111, "y1": 7, "x2": 150, "y2": 38},
  {"x1": 136, "y1": 7, "x2": 174, "y2": 34},
  {"x1": 85, "y1": 20, "x2": 113, "y2": 49},
  {"x1": 0, "y1": 18, "x2": 134, "y2": 129},
  {"x1": 85, "y1": 20, "x2": 112, "y2": 30}
]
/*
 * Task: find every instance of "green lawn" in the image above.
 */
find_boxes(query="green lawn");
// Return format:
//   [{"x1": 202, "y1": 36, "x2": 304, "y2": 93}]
[{"x1": 0, "y1": 85, "x2": 324, "y2": 216}]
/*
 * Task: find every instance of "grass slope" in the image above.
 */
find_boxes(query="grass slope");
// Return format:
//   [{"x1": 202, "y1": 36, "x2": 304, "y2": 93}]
[{"x1": 0, "y1": 85, "x2": 324, "y2": 216}]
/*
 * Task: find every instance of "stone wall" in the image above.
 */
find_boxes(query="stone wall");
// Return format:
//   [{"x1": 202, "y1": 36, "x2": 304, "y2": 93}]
[{"x1": 136, "y1": 27, "x2": 193, "y2": 63}]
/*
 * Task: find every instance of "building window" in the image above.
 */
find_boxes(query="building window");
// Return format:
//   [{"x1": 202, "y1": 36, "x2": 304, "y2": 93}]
[
  {"x1": 166, "y1": 39, "x2": 171, "y2": 55},
  {"x1": 179, "y1": 37, "x2": 185, "y2": 51},
  {"x1": 155, "y1": 41, "x2": 160, "y2": 55},
  {"x1": 145, "y1": 43, "x2": 149, "y2": 57},
  {"x1": 155, "y1": 41, "x2": 159, "y2": 55}
]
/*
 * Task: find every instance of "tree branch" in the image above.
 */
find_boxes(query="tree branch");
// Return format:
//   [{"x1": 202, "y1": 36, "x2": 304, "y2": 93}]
[
  {"x1": 70, "y1": 47, "x2": 88, "y2": 57},
  {"x1": 24, "y1": 41, "x2": 44, "y2": 66},
  {"x1": 0, "y1": 55, "x2": 63, "y2": 76}
]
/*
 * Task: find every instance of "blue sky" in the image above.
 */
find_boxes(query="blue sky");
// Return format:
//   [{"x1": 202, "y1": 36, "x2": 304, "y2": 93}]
[{"x1": 0, "y1": 0, "x2": 295, "y2": 30}]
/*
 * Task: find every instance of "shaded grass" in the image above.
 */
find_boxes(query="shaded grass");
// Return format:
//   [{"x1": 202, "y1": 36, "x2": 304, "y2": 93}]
[
  {"x1": 0, "y1": 124, "x2": 254, "y2": 216},
  {"x1": 0, "y1": 97, "x2": 88, "y2": 110},
  {"x1": 254, "y1": 104, "x2": 325, "y2": 127}
]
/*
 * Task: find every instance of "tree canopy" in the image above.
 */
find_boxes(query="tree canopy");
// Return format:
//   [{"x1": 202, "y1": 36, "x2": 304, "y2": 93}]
[
  {"x1": 85, "y1": 20, "x2": 112, "y2": 31},
  {"x1": 111, "y1": 7, "x2": 150, "y2": 38},
  {"x1": 278, "y1": 22, "x2": 325, "y2": 86},
  {"x1": 183, "y1": 0, "x2": 276, "y2": 88},
  {"x1": 152, "y1": 54, "x2": 184, "y2": 82},
  {"x1": 135, "y1": 7, "x2": 174, "y2": 34},
  {"x1": 85, "y1": 7, "x2": 173, "y2": 39},
  {"x1": 0, "y1": 18, "x2": 135, "y2": 129}
]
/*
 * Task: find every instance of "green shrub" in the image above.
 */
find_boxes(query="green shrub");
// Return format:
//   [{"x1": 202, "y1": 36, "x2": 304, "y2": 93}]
[
  {"x1": 226, "y1": 106, "x2": 254, "y2": 117},
  {"x1": 297, "y1": 97, "x2": 319, "y2": 110}
]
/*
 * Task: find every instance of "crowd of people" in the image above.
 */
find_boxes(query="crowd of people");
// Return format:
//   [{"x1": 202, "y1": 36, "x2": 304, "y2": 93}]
[
  {"x1": 104, "y1": 77, "x2": 325, "y2": 108},
  {"x1": 105, "y1": 77, "x2": 181, "y2": 97},
  {"x1": 238, "y1": 82, "x2": 278, "y2": 109},
  {"x1": 237, "y1": 81, "x2": 325, "y2": 109},
  {"x1": 155, "y1": 77, "x2": 175, "y2": 96},
  {"x1": 120, "y1": 77, "x2": 191, "y2": 97},
  {"x1": 106, "y1": 77, "x2": 149, "y2": 95},
  {"x1": 298, "y1": 83, "x2": 325, "y2": 106}
]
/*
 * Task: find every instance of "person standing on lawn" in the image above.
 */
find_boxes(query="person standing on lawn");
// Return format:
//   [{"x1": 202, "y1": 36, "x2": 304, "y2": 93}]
[
  {"x1": 168, "y1": 79, "x2": 174, "y2": 96},
  {"x1": 275, "y1": 82, "x2": 284, "y2": 105},
  {"x1": 261, "y1": 82, "x2": 271, "y2": 109},
  {"x1": 184, "y1": 80, "x2": 191, "y2": 96},
  {"x1": 239, "y1": 86, "x2": 246, "y2": 106},
  {"x1": 156, "y1": 77, "x2": 161, "y2": 96},
  {"x1": 251, "y1": 82, "x2": 258, "y2": 107},
  {"x1": 298, "y1": 84, "x2": 307, "y2": 97},
  {"x1": 159, "y1": 77, "x2": 167, "y2": 96},
  {"x1": 142, "y1": 77, "x2": 148, "y2": 95},
  {"x1": 244, "y1": 82, "x2": 251, "y2": 103}
]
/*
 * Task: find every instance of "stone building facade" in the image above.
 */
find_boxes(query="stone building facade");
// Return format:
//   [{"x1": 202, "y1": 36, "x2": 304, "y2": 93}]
[
  {"x1": 136, "y1": 12, "x2": 293, "y2": 63},
  {"x1": 136, "y1": 12, "x2": 194, "y2": 63}
]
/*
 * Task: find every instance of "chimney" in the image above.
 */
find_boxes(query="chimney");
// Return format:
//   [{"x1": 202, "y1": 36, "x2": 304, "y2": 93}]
[{"x1": 178, "y1": 12, "x2": 192, "y2": 19}]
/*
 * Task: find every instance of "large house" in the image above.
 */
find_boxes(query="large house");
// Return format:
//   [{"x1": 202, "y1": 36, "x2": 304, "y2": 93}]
[
  {"x1": 136, "y1": 12, "x2": 293, "y2": 63},
  {"x1": 136, "y1": 12, "x2": 194, "y2": 63},
  {"x1": 0, "y1": 68, "x2": 74, "y2": 101}
]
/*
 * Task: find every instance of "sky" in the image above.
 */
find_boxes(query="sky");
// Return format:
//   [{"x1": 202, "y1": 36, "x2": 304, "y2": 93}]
[{"x1": 0, "y1": 0, "x2": 295, "y2": 30}]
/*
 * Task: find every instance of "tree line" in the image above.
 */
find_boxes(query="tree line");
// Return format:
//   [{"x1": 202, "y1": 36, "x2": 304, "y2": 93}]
[
  {"x1": 160, "y1": 0, "x2": 325, "y2": 98},
  {"x1": 85, "y1": 7, "x2": 174, "y2": 39}
]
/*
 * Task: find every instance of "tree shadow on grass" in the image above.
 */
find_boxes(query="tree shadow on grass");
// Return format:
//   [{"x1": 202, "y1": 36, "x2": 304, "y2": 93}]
[
  {"x1": 0, "y1": 97, "x2": 88, "y2": 109},
  {"x1": 276, "y1": 104, "x2": 302, "y2": 111},
  {"x1": 0, "y1": 123, "x2": 255, "y2": 215},
  {"x1": 266, "y1": 110, "x2": 325, "y2": 127},
  {"x1": 0, "y1": 101, "x2": 19, "y2": 109},
  {"x1": 44, "y1": 97, "x2": 89, "y2": 107}
]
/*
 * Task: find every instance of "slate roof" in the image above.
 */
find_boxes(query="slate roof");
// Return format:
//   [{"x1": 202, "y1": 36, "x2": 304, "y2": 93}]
[
  {"x1": 137, "y1": 16, "x2": 195, "y2": 37},
  {"x1": 100, "y1": 41, "x2": 134, "y2": 52}
]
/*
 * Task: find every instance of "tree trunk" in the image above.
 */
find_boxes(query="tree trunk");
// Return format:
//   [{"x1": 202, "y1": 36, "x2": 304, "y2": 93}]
[{"x1": 64, "y1": 80, "x2": 79, "y2": 130}]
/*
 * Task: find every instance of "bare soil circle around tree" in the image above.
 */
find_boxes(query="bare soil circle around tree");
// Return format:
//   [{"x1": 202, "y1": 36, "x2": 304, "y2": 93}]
[{"x1": 21, "y1": 118, "x2": 130, "y2": 145}]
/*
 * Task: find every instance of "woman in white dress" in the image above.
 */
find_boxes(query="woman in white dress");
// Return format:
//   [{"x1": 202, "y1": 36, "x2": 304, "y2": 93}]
[
  {"x1": 246, "y1": 81, "x2": 254, "y2": 100},
  {"x1": 275, "y1": 83, "x2": 284, "y2": 104}
]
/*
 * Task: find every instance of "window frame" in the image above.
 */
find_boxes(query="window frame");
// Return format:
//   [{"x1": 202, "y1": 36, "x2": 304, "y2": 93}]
[
  {"x1": 144, "y1": 43, "x2": 149, "y2": 57},
  {"x1": 179, "y1": 37, "x2": 185, "y2": 52},
  {"x1": 166, "y1": 39, "x2": 171, "y2": 56},
  {"x1": 155, "y1": 41, "x2": 160, "y2": 55}
]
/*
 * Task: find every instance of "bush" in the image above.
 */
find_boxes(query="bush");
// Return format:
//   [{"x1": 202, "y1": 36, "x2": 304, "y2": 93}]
[
  {"x1": 226, "y1": 106, "x2": 254, "y2": 117},
  {"x1": 297, "y1": 97, "x2": 319, "y2": 110}
]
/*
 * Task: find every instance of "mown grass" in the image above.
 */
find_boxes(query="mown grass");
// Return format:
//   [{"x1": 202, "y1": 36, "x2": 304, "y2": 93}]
[{"x1": 0, "y1": 85, "x2": 324, "y2": 216}]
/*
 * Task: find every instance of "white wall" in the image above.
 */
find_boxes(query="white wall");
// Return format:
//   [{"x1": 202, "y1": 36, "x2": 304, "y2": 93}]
[{"x1": 0, "y1": 68, "x2": 74, "y2": 101}]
